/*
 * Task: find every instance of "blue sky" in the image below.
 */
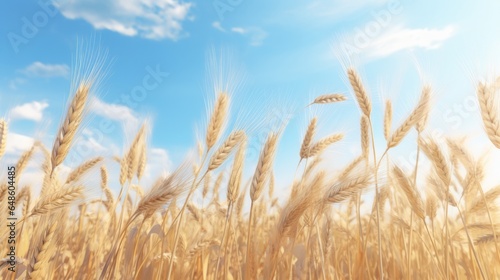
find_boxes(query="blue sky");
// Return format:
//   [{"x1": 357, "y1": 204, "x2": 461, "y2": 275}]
[{"x1": 2, "y1": 0, "x2": 500, "y2": 196}]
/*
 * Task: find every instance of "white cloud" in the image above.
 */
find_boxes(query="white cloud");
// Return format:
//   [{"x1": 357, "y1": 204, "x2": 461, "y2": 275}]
[
  {"x1": 212, "y1": 21, "x2": 268, "y2": 46},
  {"x1": 369, "y1": 26, "x2": 455, "y2": 57},
  {"x1": 5, "y1": 133, "x2": 35, "y2": 155},
  {"x1": 231, "y1": 27, "x2": 246, "y2": 34},
  {"x1": 9, "y1": 101, "x2": 49, "y2": 122},
  {"x1": 21, "y1": 62, "x2": 69, "y2": 78},
  {"x1": 89, "y1": 97, "x2": 140, "y2": 135},
  {"x1": 212, "y1": 21, "x2": 225, "y2": 32},
  {"x1": 53, "y1": 0, "x2": 193, "y2": 40},
  {"x1": 231, "y1": 27, "x2": 268, "y2": 46},
  {"x1": 346, "y1": 25, "x2": 456, "y2": 58}
]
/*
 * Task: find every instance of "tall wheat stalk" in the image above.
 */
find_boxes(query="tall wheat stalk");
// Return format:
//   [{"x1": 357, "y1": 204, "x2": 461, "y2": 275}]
[{"x1": 166, "y1": 92, "x2": 229, "y2": 280}]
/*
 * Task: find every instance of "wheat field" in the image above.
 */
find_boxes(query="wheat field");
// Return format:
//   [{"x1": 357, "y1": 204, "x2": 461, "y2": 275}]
[{"x1": 1, "y1": 65, "x2": 500, "y2": 280}]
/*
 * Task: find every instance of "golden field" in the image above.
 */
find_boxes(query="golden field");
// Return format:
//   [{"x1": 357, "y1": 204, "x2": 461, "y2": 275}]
[{"x1": 1, "y1": 65, "x2": 500, "y2": 280}]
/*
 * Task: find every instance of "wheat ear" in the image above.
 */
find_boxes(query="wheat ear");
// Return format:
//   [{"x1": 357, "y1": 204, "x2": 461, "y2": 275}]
[
  {"x1": 347, "y1": 68, "x2": 371, "y2": 117},
  {"x1": 300, "y1": 117, "x2": 317, "y2": 159},
  {"x1": 308, "y1": 94, "x2": 347, "y2": 106},
  {"x1": 100, "y1": 166, "x2": 114, "y2": 210},
  {"x1": 326, "y1": 170, "x2": 372, "y2": 204},
  {"x1": 477, "y1": 82, "x2": 500, "y2": 148},
  {"x1": 360, "y1": 116, "x2": 370, "y2": 160},
  {"x1": 36, "y1": 142, "x2": 53, "y2": 196},
  {"x1": 134, "y1": 167, "x2": 189, "y2": 219},
  {"x1": 208, "y1": 130, "x2": 245, "y2": 172},
  {"x1": 65, "y1": 157, "x2": 103, "y2": 185},
  {"x1": 467, "y1": 186, "x2": 500, "y2": 215},
  {"x1": 227, "y1": 138, "x2": 246, "y2": 202},
  {"x1": 264, "y1": 186, "x2": 319, "y2": 279},
  {"x1": 26, "y1": 222, "x2": 57, "y2": 280},
  {"x1": 137, "y1": 143, "x2": 147, "y2": 180},
  {"x1": 306, "y1": 133, "x2": 344, "y2": 158},
  {"x1": 126, "y1": 124, "x2": 146, "y2": 182},
  {"x1": 206, "y1": 92, "x2": 229, "y2": 150},
  {"x1": 15, "y1": 144, "x2": 36, "y2": 177},
  {"x1": 0, "y1": 119, "x2": 7, "y2": 158},
  {"x1": 392, "y1": 165, "x2": 425, "y2": 220},
  {"x1": 28, "y1": 186, "x2": 84, "y2": 218},
  {"x1": 419, "y1": 137, "x2": 451, "y2": 187},
  {"x1": 51, "y1": 83, "x2": 90, "y2": 169},
  {"x1": 387, "y1": 86, "x2": 431, "y2": 149},
  {"x1": 250, "y1": 132, "x2": 279, "y2": 201},
  {"x1": 384, "y1": 100, "x2": 392, "y2": 141},
  {"x1": 118, "y1": 155, "x2": 128, "y2": 186}
]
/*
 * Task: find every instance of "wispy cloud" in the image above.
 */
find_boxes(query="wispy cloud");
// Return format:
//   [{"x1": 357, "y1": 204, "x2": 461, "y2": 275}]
[
  {"x1": 212, "y1": 21, "x2": 225, "y2": 32},
  {"x1": 336, "y1": 25, "x2": 456, "y2": 59},
  {"x1": 231, "y1": 27, "x2": 246, "y2": 34},
  {"x1": 366, "y1": 25, "x2": 456, "y2": 57},
  {"x1": 21, "y1": 62, "x2": 69, "y2": 78},
  {"x1": 231, "y1": 27, "x2": 268, "y2": 46},
  {"x1": 53, "y1": 0, "x2": 193, "y2": 40},
  {"x1": 212, "y1": 21, "x2": 267, "y2": 46},
  {"x1": 9, "y1": 101, "x2": 49, "y2": 122}
]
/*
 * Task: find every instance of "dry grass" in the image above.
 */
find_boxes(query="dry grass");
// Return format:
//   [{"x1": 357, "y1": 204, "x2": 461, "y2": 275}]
[{"x1": 2, "y1": 67, "x2": 500, "y2": 280}]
